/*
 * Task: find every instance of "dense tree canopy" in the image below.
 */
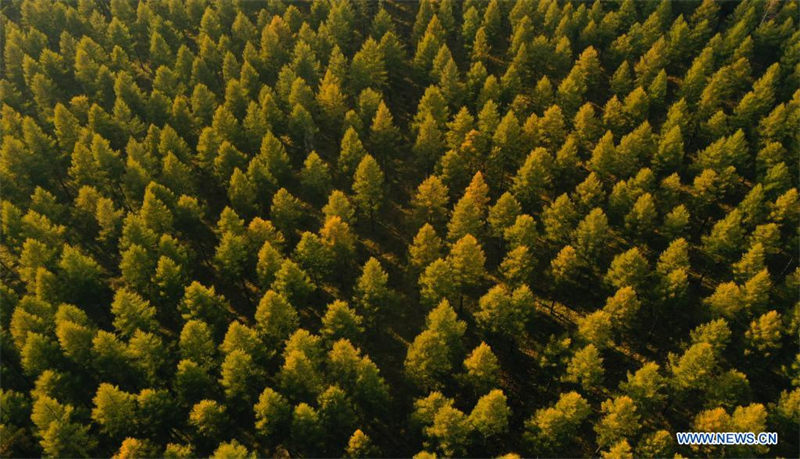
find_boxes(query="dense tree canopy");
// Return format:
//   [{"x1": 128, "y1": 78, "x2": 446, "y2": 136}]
[{"x1": 1, "y1": 0, "x2": 798, "y2": 457}]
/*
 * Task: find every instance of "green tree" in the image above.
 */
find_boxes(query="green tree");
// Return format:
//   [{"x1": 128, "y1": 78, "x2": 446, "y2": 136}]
[
  {"x1": 512, "y1": 147, "x2": 553, "y2": 211},
  {"x1": 179, "y1": 320, "x2": 216, "y2": 369},
  {"x1": 91, "y1": 383, "x2": 137, "y2": 439},
  {"x1": 488, "y1": 192, "x2": 522, "y2": 238},
  {"x1": 255, "y1": 290, "x2": 299, "y2": 347},
  {"x1": 474, "y1": 284, "x2": 532, "y2": 339},
  {"x1": 180, "y1": 282, "x2": 230, "y2": 331},
  {"x1": 410, "y1": 224, "x2": 444, "y2": 270},
  {"x1": 339, "y1": 128, "x2": 368, "y2": 179},
  {"x1": 291, "y1": 403, "x2": 323, "y2": 454},
  {"x1": 352, "y1": 155, "x2": 384, "y2": 223},
  {"x1": 469, "y1": 389, "x2": 510, "y2": 439},
  {"x1": 220, "y1": 349, "x2": 262, "y2": 400},
  {"x1": 31, "y1": 396, "x2": 96, "y2": 457},
  {"x1": 563, "y1": 344, "x2": 604, "y2": 390},
  {"x1": 405, "y1": 329, "x2": 451, "y2": 391},
  {"x1": 354, "y1": 257, "x2": 391, "y2": 322},
  {"x1": 524, "y1": 391, "x2": 590, "y2": 454},
  {"x1": 619, "y1": 362, "x2": 666, "y2": 411},
  {"x1": 447, "y1": 234, "x2": 486, "y2": 291},
  {"x1": 271, "y1": 259, "x2": 314, "y2": 307},
  {"x1": 189, "y1": 399, "x2": 227, "y2": 440},
  {"x1": 270, "y1": 188, "x2": 305, "y2": 238},
  {"x1": 595, "y1": 396, "x2": 640, "y2": 448},
  {"x1": 321, "y1": 300, "x2": 364, "y2": 343},
  {"x1": 300, "y1": 152, "x2": 332, "y2": 204},
  {"x1": 425, "y1": 404, "x2": 472, "y2": 456},
  {"x1": 346, "y1": 429, "x2": 378, "y2": 457},
  {"x1": 369, "y1": 102, "x2": 400, "y2": 163},
  {"x1": 253, "y1": 387, "x2": 291, "y2": 443},
  {"x1": 463, "y1": 342, "x2": 501, "y2": 394},
  {"x1": 323, "y1": 191, "x2": 356, "y2": 226}
]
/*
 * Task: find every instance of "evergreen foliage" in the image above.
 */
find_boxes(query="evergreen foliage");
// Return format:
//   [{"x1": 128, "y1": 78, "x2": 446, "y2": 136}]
[{"x1": 1, "y1": 1, "x2": 797, "y2": 457}]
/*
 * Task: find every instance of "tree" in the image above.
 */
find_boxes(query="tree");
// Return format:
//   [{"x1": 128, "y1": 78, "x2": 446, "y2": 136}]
[
  {"x1": 339, "y1": 128, "x2": 368, "y2": 179},
  {"x1": 323, "y1": 190, "x2": 356, "y2": 226},
  {"x1": 327, "y1": 339, "x2": 389, "y2": 411},
  {"x1": 419, "y1": 258, "x2": 457, "y2": 306},
  {"x1": 291, "y1": 403, "x2": 323, "y2": 454},
  {"x1": 211, "y1": 440, "x2": 250, "y2": 459},
  {"x1": 463, "y1": 342, "x2": 501, "y2": 393},
  {"x1": 425, "y1": 405, "x2": 472, "y2": 456},
  {"x1": 352, "y1": 155, "x2": 384, "y2": 223},
  {"x1": 180, "y1": 282, "x2": 229, "y2": 332},
  {"x1": 317, "y1": 385, "x2": 357, "y2": 450},
  {"x1": 405, "y1": 329, "x2": 451, "y2": 391},
  {"x1": 92, "y1": 383, "x2": 137, "y2": 439},
  {"x1": 256, "y1": 242, "x2": 284, "y2": 289},
  {"x1": 110, "y1": 288, "x2": 157, "y2": 337},
  {"x1": 595, "y1": 396, "x2": 640, "y2": 448},
  {"x1": 474, "y1": 284, "x2": 532, "y2": 339},
  {"x1": 214, "y1": 231, "x2": 250, "y2": 280},
  {"x1": 321, "y1": 300, "x2": 364, "y2": 343},
  {"x1": 744, "y1": 310, "x2": 783, "y2": 357},
  {"x1": 500, "y1": 245, "x2": 534, "y2": 286},
  {"x1": 270, "y1": 188, "x2": 305, "y2": 238},
  {"x1": 409, "y1": 224, "x2": 444, "y2": 270},
  {"x1": 524, "y1": 391, "x2": 591, "y2": 454},
  {"x1": 346, "y1": 429, "x2": 378, "y2": 457},
  {"x1": 488, "y1": 192, "x2": 522, "y2": 238},
  {"x1": 542, "y1": 194, "x2": 579, "y2": 245},
  {"x1": 255, "y1": 290, "x2": 299, "y2": 346},
  {"x1": 220, "y1": 349, "x2": 262, "y2": 400},
  {"x1": 412, "y1": 176, "x2": 450, "y2": 228},
  {"x1": 605, "y1": 248, "x2": 649, "y2": 291},
  {"x1": 572, "y1": 208, "x2": 611, "y2": 262},
  {"x1": 354, "y1": 257, "x2": 391, "y2": 322},
  {"x1": 577, "y1": 310, "x2": 614, "y2": 349},
  {"x1": 300, "y1": 152, "x2": 332, "y2": 203},
  {"x1": 271, "y1": 259, "x2": 314, "y2": 309},
  {"x1": 563, "y1": 344, "x2": 604, "y2": 390},
  {"x1": 279, "y1": 347, "x2": 322, "y2": 401},
  {"x1": 254, "y1": 387, "x2": 291, "y2": 443},
  {"x1": 603, "y1": 287, "x2": 642, "y2": 329},
  {"x1": 179, "y1": 320, "x2": 216, "y2": 368},
  {"x1": 447, "y1": 194, "x2": 484, "y2": 242},
  {"x1": 320, "y1": 216, "x2": 357, "y2": 272},
  {"x1": 369, "y1": 102, "x2": 400, "y2": 163},
  {"x1": 447, "y1": 172, "x2": 490, "y2": 241},
  {"x1": 447, "y1": 234, "x2": 486, "y2": 291},
  {"x1": 294, "y1": 231, "x2": 333, "y2": 281},
  {"x1": 671, "y1": 342, "x2": 718, "y2": 391},
  {"x1": 469, "y1": 389, "x2": 510, "y2": 439},
  {"x1": 189, "y1": 400, "x2": 227, "y2": 440},
  {"x1": 619, "y1": 362, "x2": 666, "y2": 410},
  {"x1": 31, "y1": 396, "x2": 96, "y2": 457},
  {"x1": 0, "y1": 4, "x2": 796, "y2": 457}
]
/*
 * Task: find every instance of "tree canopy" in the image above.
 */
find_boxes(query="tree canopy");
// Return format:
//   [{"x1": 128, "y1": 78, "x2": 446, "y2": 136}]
[{"x1": 1, "y1": 0, "x2": 797, "y2": 457}]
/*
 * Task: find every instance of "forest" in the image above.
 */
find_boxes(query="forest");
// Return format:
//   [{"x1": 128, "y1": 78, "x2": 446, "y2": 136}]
[{"x1": 0, "y1": 0, "x2": 798, "y2": 457}]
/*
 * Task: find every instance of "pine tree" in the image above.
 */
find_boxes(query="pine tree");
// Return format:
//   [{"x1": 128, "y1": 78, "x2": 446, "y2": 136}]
[
  {"x1": 469, "y1": 389, "x2": 510, "y2": 440},
  {"x1": 369, "y1": 102, "x2": 400, "y2": 163},
  {"x1": 350, "y1": 38, "x2": 387, "y2": 94},
  {"x1": 300, "y1": 152, "x2": 332, "y2": 204},
  {"x1": 255, "y1": 290, "x2": 299, "y2": 346},
  {"x1": 463, "y1": 342, "x2": 500, "y2": 394},
  {"x1": 352, "y1": 154, "x2": 384, "y2": 225},
  {"x1": 412, "y1": 175, "x2": 450, "y2": 229},
  {"x1": 410, "y1": 224, "x2": 444, "y2": 270},
  {"x1": 354, "y1": 257, "x2": 390, "y2": 322}
]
